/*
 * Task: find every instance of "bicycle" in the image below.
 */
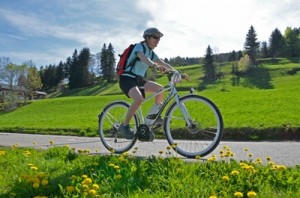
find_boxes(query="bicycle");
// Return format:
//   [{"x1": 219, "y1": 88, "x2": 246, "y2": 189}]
[{"x1": 98, "y1": 70, "x2": 223, "y2": 158}]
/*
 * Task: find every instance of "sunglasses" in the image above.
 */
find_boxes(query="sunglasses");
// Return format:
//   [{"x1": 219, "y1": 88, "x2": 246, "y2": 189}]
[{"x1": 151, "y1": 35, "x2": 161, "y2": 40}]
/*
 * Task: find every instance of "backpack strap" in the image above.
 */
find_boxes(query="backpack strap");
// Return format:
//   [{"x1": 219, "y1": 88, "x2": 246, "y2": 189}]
[{"x1": 127, "y1": 42, "x2": 147, "y2": 73}]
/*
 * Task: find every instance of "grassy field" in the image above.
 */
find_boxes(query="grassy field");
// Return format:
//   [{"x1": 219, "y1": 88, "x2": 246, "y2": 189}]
[
  {"x1": 0, "y1": 145, "x2": 300, "y2": 197},
  {"x1": 0, "y1": 58, "x2": 300, "y2": 140}
]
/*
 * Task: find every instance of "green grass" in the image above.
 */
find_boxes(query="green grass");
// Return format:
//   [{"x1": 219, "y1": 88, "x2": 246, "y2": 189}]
[
  {"x1": 0, "y1": 59, "x2": 300, "y2": 139},
  {"x1": 0, "y1": 145, "x2": 299, "y2": 197}
]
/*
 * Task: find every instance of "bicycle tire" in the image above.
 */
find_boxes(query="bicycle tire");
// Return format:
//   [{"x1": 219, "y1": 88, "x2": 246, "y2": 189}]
[
  {"x1": 98, "y1": 100, "x2": 138, "y2": 154},
  {"x1": 164, "y1": 95, "x2": 223, "y2": 158}
]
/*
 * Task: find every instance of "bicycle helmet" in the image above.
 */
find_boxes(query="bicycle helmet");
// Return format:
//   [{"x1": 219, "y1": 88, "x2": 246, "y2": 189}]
[{"x1": 143, "y1": 28, "x2": 163, "y2": 38}]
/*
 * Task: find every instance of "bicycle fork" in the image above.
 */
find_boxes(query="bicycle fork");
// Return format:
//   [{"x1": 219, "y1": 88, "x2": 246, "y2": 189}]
[{"x1": 174, "y1": 95, "x2": 193, "y2": 127}]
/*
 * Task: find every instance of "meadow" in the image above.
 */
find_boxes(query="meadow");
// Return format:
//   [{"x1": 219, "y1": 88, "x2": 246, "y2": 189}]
[
  {"x1": 0, "y1": 58, "x2": 299, "y2": 140},
  {"x1": 0, "y1": 143, "x2": 300, "y2": 197}
]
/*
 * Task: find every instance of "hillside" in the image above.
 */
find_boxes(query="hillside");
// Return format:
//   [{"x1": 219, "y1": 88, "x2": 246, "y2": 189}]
[{"x1": 0, "y1": 58, "x2": 300, "y2": 140}]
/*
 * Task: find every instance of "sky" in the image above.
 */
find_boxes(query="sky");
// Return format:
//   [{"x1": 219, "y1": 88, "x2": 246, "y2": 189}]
[{"x1": 0, "y1": 0, "x2": 299, "y2": 67}]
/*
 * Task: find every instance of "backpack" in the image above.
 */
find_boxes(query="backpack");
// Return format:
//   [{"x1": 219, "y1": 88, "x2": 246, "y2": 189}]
[{"x1": 116, "y1": 43, "x2": 154, "y2": 76}]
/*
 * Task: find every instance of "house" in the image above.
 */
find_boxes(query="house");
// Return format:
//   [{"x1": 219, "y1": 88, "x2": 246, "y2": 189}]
[{"x1": 0, "y1": 83, "x2": 47, "y2": 102}]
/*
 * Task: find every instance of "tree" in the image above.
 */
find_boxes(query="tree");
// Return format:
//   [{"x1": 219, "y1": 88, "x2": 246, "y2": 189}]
[
  {"x1": 284, "y1": 27, "x2": 300, "y2": 58},
  {"x1": 106, "y1": 43, "x2": 116, "y2": 82},
  {"x1": 203, "y1": 45, "x2": 216, "y2": 80},
  {"x1": 260, "y1": 41, "x2": 269, "y2": 58},
  {"x1": 269, "y1": 28, "x2": 286, "y2": 58},
  {"x1": 77, "y1": 47, "x2": 92, "y2": 87},
  {"x1": 100, "y1": 43, "x2": 110, "y2": 81},
  {"x1": 68, "y1": 49, "x2": 79, "y2": 89},
  {"x1": 244, "y1": 25, "x2": 260, "y2": 63}
]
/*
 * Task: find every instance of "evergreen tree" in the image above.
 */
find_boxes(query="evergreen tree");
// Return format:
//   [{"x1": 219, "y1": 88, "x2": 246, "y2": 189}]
[
  {"x1": 77, "y1": 47, "x2": 92, "y2": 87},
  {"x1": 260, "y1": 41, "x2": 269, "y2": 58},
  {"x1": 284, "y1": 27, "x2": 300, "y2": 58},
  {"x1": 68, "y1": 49, "x2": 79, "y2": 89},
  {"x1": 100, "y1": 43, "x2": 109, "y2": 81},
  {"x1": 203, "y1": 45, "x2": 216, "y2": 80},
  {"x1": 269, "y1": 28, "x2": 286, "y2": 57},
  {"x1": 106, "y1": 43, "x2": 116, "y2": 82},
  {"x1": 244, "y1": 25, "x2": 260, "y2": 63}
]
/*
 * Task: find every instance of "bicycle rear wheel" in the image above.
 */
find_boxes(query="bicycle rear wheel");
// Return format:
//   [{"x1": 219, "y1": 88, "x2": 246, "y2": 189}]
[
  {"x1": 164, "y1": 95, "x2": 223, "y2": 158},
  {"x1": 98, "y1": 101, "x2": 138, "y2": 154}
]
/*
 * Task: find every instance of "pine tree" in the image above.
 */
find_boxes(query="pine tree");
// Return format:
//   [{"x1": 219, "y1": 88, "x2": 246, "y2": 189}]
[
  {"x1": 100, "y1": 43, "x2": 109, "y2": 81},
  {"x1": 106, "y1": 43, "x2": 116, "y2": 82},
  {"x1": 244, "y1": 25, "x2": 260, "y2": 63},
  {"x1": 77, "y1": 47, "x2": 92, "y2": 87},
  {"x1": 269, "y1": 28, "x2": 286, "y2": 58},
  {"x1": 68, "y1": 49, "x2": 79, "y2": 89},
  {"x1": 203, "y1": 45, "x2": 216, "y2": 80},
  {"x1": 260, "y1": 41, "x2": 269, "y2": 58}
]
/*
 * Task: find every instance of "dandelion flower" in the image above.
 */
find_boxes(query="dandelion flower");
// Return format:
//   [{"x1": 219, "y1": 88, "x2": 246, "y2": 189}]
[
  {"x1": 244, "y1": 147, "x2": 248, "y2": 152},
  {"x1": 247, "y1": 191, "x2": 257, "y2": 197},
  {"x1": 82, "y1": 178, "x2": 92, "y2": 185},
  {"x1": 209, "y1": 196, "x2": 217, "y2": 198},
  {"x1": 222, "y1": 176, "x2": 229, "y2": 182},
  {"x1": 32, "y1": 177, "x2": 40, "y2": 184},
  {"x1": 82, "y1": 174, "x2": 88, "y2": 179},
  {"x1": 49, "y1": 140, "x2": 54, "y2": 145},
  {"x1": 33, "y1": 183, "x2": 40, "y2": 189},
  {"x1": 277, "y1": 165, "x2": 287, "y2": 171},
  {"x1": 266, "y1": 156, "x2": 272, "y2": 161},
  {"x1": 248, "y1": 153, "x2": 253, "y2": 158},
  {"x1": 115, "y1": 174, "x2": 122, "y2": 179},
  {"x1": 234, "y1": 192, "x2": 243, "y2": 197},
  {"x1": 89, "y1": 189, "x2": 97, "y2": 196},
  {"x1": 92, "y1": 184, "x2": 100, "y2": 190},
  {"x1": 231, "y1": 170, "x2": 240, "y2": 175},
  {"x1": 114, "y1": 165, "x2": 120, "y2": 170},
  {"x1": 0, "y1": 150, "x2": 6, "y2": 156},
  {"x1": 195, "y1": 155, "x2": 201, "y2": 160},
  {"x1": 30, "y1": 166, "x2": 38, "y2": 171},
  {"x1": 41, "y1": 179, "x2": 48, "y2": 186},
  {"x1": 159, "y1": 150, "x2": 163, "y2": 154}
]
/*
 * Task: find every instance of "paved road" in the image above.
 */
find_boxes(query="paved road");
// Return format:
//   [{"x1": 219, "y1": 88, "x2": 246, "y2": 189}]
[{"x1": 0, "y1": 133, "x2": 299, "y2": 166}]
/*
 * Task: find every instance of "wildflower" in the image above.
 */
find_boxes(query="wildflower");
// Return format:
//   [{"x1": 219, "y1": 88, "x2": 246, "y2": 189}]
[
  {"x1": 92, "y1": 184, "x2": 100, "y2": 190},
  {"x1": 266, "y1": 156, "x2": 272, "y2": 161},
  {"x1": 255, "y1": 158, "x2": 262, "y2": 164},
  {"x1": 114, "y1": 165, "x2": 120, "y2": 170},
  {"x1": 82, "y1": 184, "x2": 89, "y2": 191},
  {"x1": 231, "y1": 170, "x2": 240, "y2": 175},
  {"x1": 248, "y1": 153, "x2": 253, "y2": 158},
  {"x1": 244, "y1": 147, "x2": 248, "y2": 152},
  {"x1": 49, "y1": 140, "x2": 54, "y2": 145},
  {"x1": 33, "y1": 183, "x2": 40, "y2": 189},
  {"x1": 195, "y1": 155, "x2": 201, "y2": 160},
  {"x1": 33, "y1": 141, "x2": 37, "y2": 145},
  {"x1": 82, "y1": 174, "x2": 88, "y2": 179},
  {"x1": 82, "y1": 178, "x2": 92, "y2": 185},
  {"x1": 108, "y1": 163, "x2": 115, "y2": 167},
  {"x1": 66, "y1": 186, "x2": 75, "y2": 193},
  {"x1": 277, "y1": 165, "x2": 287, "y2": 171},
  {"x1": 159, "y1": 150, "x2": 164, "y2": 154},
  {"x1": 41, "y1": 179, "x2": 48, "y2": 186},
  {"x1": 24, "y1": 150, "x2": 31, "y2": 155},
  {"x1": 166, "y1": 146, "x2": 171, "y2": 150},
  {"x1": 209, "y1": 196, "x2": 217, "y2": 198},
  {"x1": 234, "y1": 192, "x2": 243, "y2": 197},
  {"x1": 247, "y1": 191, "x2": 257, "y2": 197},
  {"x1": 115, "y1": 174, "x2": 122, "y2": 179},
  {"x1": 0, "y1": 150, "x2": 6, "y2": 156},
  {"x1": 222, "y1": 176, "x2": 229, "y2": 182},
  {"x1": 30, "y1": 166, "x2": 38, "y2": 171},
  {"x1": 89, "y1": 189, "x2": 97, "y2": 196},
  {"x1": 32, "y1": 177, "x2": 40, "y2": 184}
]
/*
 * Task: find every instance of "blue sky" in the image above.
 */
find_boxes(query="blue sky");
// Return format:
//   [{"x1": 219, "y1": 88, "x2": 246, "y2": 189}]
[{"x1": 0, "y1": 0, "x2": 299, "y2": 67}]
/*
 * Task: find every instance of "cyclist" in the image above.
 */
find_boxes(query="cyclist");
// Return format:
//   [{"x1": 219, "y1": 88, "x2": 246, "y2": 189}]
[{"x1": 118, "y1": 27, "x2": 174, "y2": 139}]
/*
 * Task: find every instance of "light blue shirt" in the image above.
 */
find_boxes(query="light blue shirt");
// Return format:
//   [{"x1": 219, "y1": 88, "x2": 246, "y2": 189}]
[{"x1": 123, "y1": 42, "x2": 159, "y2": 77}]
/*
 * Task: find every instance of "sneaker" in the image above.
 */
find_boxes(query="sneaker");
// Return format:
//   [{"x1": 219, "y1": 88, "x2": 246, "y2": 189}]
[{"x1": 118, "y1": 123, "x2": 135, "y2": 139}]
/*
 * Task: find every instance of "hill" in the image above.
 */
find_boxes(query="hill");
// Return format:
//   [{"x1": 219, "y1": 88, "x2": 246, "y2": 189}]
[{"x1": 0, "y1": 58, "x2": 300, "y2": 140}]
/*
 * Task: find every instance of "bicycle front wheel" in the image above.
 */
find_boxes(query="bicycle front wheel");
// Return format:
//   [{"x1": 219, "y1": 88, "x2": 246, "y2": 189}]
[
  {"x1": 98, "y1": 101, "x2": 138, "y2": 154},
  {"x1": 164, "y1": 95, "x2": 223, "y2": 158}
]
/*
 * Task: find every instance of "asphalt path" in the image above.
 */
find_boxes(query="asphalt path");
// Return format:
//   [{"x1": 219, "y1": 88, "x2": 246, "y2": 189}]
[{"x1": 0, "y1": 133, "x2": 299, "y2": 166}]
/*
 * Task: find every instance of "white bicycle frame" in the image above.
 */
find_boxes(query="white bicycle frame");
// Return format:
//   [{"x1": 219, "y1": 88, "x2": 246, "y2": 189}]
[{"x1": 136, "y1": 71, "x2": 192, "y2": 127}]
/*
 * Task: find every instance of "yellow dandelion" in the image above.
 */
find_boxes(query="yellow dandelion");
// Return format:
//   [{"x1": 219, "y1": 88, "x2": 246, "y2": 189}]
[
  {"x1": 277, "y1": 165, "x2": 287, "y2": 171},
  {"x1": 0, "y1": 150, "x2": 6, "y2": 156},
  {"x1": 195, "y1": 155, "x2": 201, "y2": 160},
  {"x1": 244, "y1": 147, "x2": 248, "y2": 152},
  {"x1": 66, "y1": 186, "x2": 75, "y2": 193},
  {"x1": 33, "y1": 182, "x2": 40, "y2": 189},
  {"x1": 247, "y1": 190, "x2": 257, "y2": 197},
  {"x1": 166, "y1": 146, "x2": 171, "y2": 150},
  {"x1": 82, "y1": 178, "x2": 92, "y2": 185},
  {"x1": 159, "y1": 150, "x2": 164, "y2": 154},
  {"x1": 209, "y1": 196, "x2": 217, "y2": 198},
  {"x1": 32, "y1": 177, "x2": 40, "y2": 184},
  {"x1": 49, "y1": 140, "x2": 54, "y2": 145},
  {"x1": 41, "y1": 179, "x2": 48, "y2": 186},
  {"x1": 108, "y1": 163, "x2": 115, "y2": 167},
  {"x1": 89, "y1": 189, "x2": 97, "y2": 196},
  {"x1": 266, "y1": 156, "x2": 272, "y2": 161},
  {"x1": 82, "y1": 184, "x2": 89, "y2": 191},
  {"x1": 222, "y1": 176, "x2": 229, "y2": 182},
  {"x1": 92, "y1": 184, "x2": 100, "y2": 190},
  {"x1": 30, "y1": 166, "x2": 38, "y2": 171},
  {"x1": 231, "y1": 170, "x2": 240, "y2": 175},
  {"x1": 33, "y1": 141, "x2": 37, "y2": 145},
  {"x1": 82, "y1": 174, "x2": 88, "y2": 179},
  {"x1": 114, "y1": 165, "x2": 120, "y2": 170},
  {"x1": 248, "y1": 153, "x2": 253, "y2": 158},
  {"x1": 239, "y1": 162, "x2": 247, "y2": 167},
  {"x1": 115, "y1": 174, "x2": 122, "y2": 179},
  {"x1": 234, "y1": 191, "x2": 243, "y2": 197}
]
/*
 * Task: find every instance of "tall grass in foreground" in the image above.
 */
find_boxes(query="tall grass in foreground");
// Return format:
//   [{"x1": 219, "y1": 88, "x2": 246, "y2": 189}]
[{"x1": 0, "y1": 144, "x2": 299, "y2": 197}]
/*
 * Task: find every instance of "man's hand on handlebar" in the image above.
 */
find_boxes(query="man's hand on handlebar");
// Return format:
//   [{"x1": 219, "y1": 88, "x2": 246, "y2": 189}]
[{"x1": 181, "y1": 73, "x2": 190, "y2": 81}]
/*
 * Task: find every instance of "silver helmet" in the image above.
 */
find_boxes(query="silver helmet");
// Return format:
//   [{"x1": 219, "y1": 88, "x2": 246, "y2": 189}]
[{"x1": 143, "y1": 28, "x2": 163, "y2": 38}]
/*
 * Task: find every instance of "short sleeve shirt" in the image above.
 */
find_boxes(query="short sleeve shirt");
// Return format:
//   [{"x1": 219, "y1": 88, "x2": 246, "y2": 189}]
[{"x1": 123, "y1": 42, "x2": 159, "y2": 77}]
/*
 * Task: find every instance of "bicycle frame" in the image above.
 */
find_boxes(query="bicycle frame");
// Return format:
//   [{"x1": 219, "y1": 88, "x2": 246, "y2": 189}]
[{"x1": 136, "y1": 71, "x2": 192, "y2": 128}]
